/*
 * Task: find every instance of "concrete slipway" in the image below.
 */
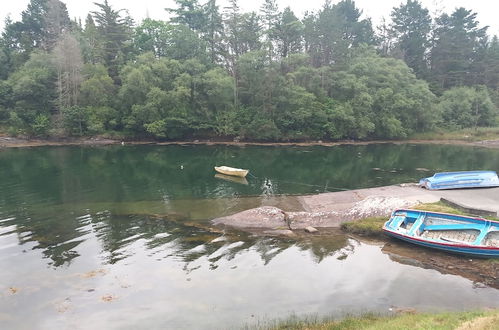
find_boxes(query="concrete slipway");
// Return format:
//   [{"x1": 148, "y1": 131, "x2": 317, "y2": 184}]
[{"x1": 212, "y1": 185, "x2": 499, "y2": 230}]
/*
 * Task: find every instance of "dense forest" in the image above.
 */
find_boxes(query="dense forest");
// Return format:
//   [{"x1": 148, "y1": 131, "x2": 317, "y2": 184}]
[{"x1": 0, "y1": 0, "x2": 498, "y2": 141}]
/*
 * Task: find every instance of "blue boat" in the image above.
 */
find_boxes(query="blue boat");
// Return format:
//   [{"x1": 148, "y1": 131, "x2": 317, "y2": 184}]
[
  {"x1": 383, "y1": 209, "x2": 499, "y2": 257},
  {"x1": 419, "y1": 171, "x2": 499, "y2": 190}
]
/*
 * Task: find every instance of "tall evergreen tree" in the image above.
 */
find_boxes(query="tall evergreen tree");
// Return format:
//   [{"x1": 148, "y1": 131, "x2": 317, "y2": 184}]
[
  {"x1": 202, "y1": 0, "x2": 224, "y2": 64},
  {"x1": 222, "y1": 0, "x2": 242, "y2": 110},
  {"x1": 481, "y1": 36, "x2": 499, "y2": 91},
  {"x1": 91, "y1": 0, "x2": 132, "y2": 84},
  {"x1": 304, "y1": 0, "x2": 374, "y2": 67},
  {"x1": 166, "y1": 0, "x2": 205, "y2": 32},
  {"x1": 82, "y1": 14, "x2": 102, "y2": 64},
  {"x1": 390, "y1": 0, "x2": 432, "y2": 78},
  {"x1": 259, "y1": 0, "x2": 279, "y2": 61},
  {"x1": 430, "y1": 8, "x2": 488, "y2": 90},
  {"x1": 275, "y1": 7, "x2": 303, "y2": 58},
  {"x1": 42, "y1": 0, "x2": 71, "y2": 50},
  {"x1": 238, "y1": 12, "x2": 262, "y2": 54},
  {"x1": 330, "y1": 0, "x2": 374, "y2": 65}
]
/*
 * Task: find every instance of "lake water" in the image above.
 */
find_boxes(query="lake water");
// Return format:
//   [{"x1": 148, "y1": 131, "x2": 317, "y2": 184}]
[{"x1": 1, "y1": 144, "x2": 499, "y2": 329}]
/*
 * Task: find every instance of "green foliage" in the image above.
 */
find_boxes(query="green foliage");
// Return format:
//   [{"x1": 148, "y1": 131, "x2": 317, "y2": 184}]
[
  {"x1": 436, "y1": 86, "x2": 497, "y2": 129},
  {"x1": 31, "y1": 113, "x2": 50, "y2": 136},
  {"x1": 275, "y1": 7, "x2": 303, "y2": 58},
  {"x1": 7, "y1": 51, "x2": 56, "y2": 133},
  {"x1": 91, "y1": 0, "x2": 133, "y2": 82},
  {"x1": 269, "y1": 310, "x2": 499, "y2": 330},
  {"x1": 0, "y1": 80, "x2": 12, "y2": 120},
  {"x1": 304, "y1": 0, "x2": 374, "y2": 67},
  {"x1": 134, "y1": 19, "x2": 172, "y2": 58},
  {"x1": 80, "y1": 64, "x2": 116, "y2": 107},
  {"x1": 87, "y1": 106, "x2": 118, "y2": 133},
  {"x1": 330, "y1": 49, "x2": 437, "y2": 139},
  {"x1": 61, "y1": 106, "x2": 87, "y2": 136},
  {"x1": 7, "y1": 112, "x2": 24, "y2": 135},
  {"x1": 430, "y1": 8, "x2": 488, "y2": 91},
  {"x1": 1, "y1": 0, "x2": 498, "y2": 141},
  {"x1": 240, "y1": 115, "x2": 281, "y2": 141},
  {"x1": 166, "y1": 0, "x2": 205, "y2": 32},
  {"x1": 390, "y1": 0, "x2": 432, "y2": 78}
]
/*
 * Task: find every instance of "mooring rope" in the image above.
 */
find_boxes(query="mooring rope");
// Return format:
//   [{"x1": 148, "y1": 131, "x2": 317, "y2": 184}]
[{"x1": 248, "y1": 171, "x2": 350, "y2": 191}]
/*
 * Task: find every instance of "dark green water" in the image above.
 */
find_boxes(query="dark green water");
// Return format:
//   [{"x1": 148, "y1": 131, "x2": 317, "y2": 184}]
[{"x1": 1, "y1": 144, "x2": 498, "y2": 329}]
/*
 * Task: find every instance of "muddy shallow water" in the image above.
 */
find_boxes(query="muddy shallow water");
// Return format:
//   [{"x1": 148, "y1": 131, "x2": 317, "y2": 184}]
[{"x1": 1, "y1": 145, "x2": 498, "y2": 329}]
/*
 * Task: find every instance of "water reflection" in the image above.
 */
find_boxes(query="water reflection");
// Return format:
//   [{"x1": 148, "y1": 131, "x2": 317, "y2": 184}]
[
  {"x1": 0, "y1": 210, "x2": 352, "y2": 269},
  {"x1": 1, "y1": 145, "x2": 499, "y2": 329},
  {"x1": 1, "y1": 144, "x2": 499, "y2": 268},
  {"x1": 381, "y1": 239, "x2": 499, "y2": 289}
]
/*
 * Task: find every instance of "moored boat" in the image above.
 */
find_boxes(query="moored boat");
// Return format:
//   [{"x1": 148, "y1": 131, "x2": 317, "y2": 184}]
[
  {"x1": 419, "y1": 170, "x2": 499, "y2": 190},
  {"x1": 214, "y1": 166, "x2": 249, "y2": 178},
  {"x1": 383, "y1": 209, "x2": 499, "y2": 257}
]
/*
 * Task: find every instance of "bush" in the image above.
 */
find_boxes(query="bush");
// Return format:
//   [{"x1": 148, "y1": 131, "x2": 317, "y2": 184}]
[
  {"x1": 62, "y1": 106, "x2": 87, "y2": 136},
  {"x1": 31, "y1": 114, "x2": 51, "y2": 137}
]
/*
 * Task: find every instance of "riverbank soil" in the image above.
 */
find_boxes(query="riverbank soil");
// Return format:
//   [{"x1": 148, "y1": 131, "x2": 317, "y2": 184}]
[
  {"x1": 2, "y1": 134, "x2": 499, "y2": 149},
  {"x1": 0, "y1": 135, "x2": 119, "y2": 148}
]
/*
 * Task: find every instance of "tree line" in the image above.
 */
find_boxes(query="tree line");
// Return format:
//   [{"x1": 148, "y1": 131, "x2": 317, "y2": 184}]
[{"x1": 0, "y1": 0, "x2": 497, "y2": 141}]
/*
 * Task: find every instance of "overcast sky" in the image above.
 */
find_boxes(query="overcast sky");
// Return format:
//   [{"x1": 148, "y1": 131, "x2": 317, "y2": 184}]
[{"x1": 1, "y1": 0, "x2": 498, "y2": 36}]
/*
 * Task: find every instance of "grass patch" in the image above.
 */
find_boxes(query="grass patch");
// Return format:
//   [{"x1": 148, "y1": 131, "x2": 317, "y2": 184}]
[
  {"x1": 340, "y1": 201, "x2": 481, "y2": 237},
  {"x1": 410, "y1": 127, "x2": 499, "y2": 142},
  {"x1": 340, "y1": 216, "x2": 386, "y2": 238},
  {"x1": 410, "y1": 201, "x2": 467, "y2": 215},
  {"x1": 262, "y1": 309, "x2": 499, "y2": 330}
]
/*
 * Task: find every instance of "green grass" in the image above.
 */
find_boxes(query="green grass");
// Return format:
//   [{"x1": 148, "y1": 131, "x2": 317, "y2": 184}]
[
  {"x1": 262, "y1": 310, "x2": 499, "y2": 330},
  {"x1": 409, "y1": 127, "x2": 499, "y2": 142},
  {"x1": 410, "y1": 201, "x2": 468, "y2": 215},
  {"x1": 340, "y1": 216, "x2": 386, "y2": 237}
]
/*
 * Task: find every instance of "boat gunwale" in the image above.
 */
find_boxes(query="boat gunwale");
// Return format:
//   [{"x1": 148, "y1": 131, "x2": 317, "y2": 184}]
[
  {"x1": 432, "y1": 170, "x2": 498, "y2": 178},
  {"x1": 419, "y1": 170, "x2": 499, "y2": 190},
  {"x1": 214, "y1": 166, "x2": 249, "y2": 178},
  {"x1": 391, "y1": 208, "x2": 499, "y2": 225}
]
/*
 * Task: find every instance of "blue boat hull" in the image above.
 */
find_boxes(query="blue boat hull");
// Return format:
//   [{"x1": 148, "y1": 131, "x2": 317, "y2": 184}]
[
  {"x1": 383, "y1": 229, "x2": 499, "y2": 258},
  {"x1": 419, "y1": 170, "x2": 499, "y2": 190},
  {"x1": 383, "y1": 209, "x2": 499, "y2": 258}
]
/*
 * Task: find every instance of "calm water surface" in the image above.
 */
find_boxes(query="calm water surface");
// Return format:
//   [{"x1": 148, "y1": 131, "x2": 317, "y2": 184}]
[{"x1": 1, "y1": 144, "x2": 499, "y2": 329}]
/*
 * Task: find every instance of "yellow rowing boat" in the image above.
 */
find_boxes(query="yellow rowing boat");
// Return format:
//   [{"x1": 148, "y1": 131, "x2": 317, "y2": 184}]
[{"x1": 214, "y1": 166, "x2": 249, "y2": 178}]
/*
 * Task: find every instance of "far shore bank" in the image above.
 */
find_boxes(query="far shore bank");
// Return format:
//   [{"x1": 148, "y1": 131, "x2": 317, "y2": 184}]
[{"x1": 2, "y1": 134, "x2": 499, "y2": 149}]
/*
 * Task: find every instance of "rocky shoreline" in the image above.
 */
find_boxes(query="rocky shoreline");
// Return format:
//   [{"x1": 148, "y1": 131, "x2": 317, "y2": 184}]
[{"x1": 2, "y1": 134, "x2": 499, "y2": 149}]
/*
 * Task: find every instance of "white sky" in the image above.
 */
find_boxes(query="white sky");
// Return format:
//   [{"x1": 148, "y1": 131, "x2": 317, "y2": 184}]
[{"x1": 1, "y1": 0, "x2": 498, "y2": 36}]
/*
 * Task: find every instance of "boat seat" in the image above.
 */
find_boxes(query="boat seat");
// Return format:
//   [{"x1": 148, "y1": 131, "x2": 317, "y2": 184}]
[{"x1": 422, "y1": 224, "x2": 483, "y2": 232}]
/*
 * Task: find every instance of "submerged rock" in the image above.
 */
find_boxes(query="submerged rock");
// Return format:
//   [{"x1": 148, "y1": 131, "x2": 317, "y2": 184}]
[
  {"x1": 305, "y1": 226, "x2": 318, "y2": 233},
  {"x1": 262, "y1": 229, "x2": 296, "y2": 237},
  {"x1": 211, "y1": 206, "x2": 287, "y2": 229},
  {"x1": 211, "y1": 194, "x2": 418, "y2": 232}
]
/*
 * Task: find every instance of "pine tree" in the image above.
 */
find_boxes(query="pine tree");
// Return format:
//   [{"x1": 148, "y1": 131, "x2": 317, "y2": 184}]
[
  {"x1": 91, "y1": 0, "x2": 132, "y2": 84},
  {"x1": 390, "y1": 0, "x2": 432, "y2": 78},
  {"x1": 430, "y1": 8, "x2": 488, "y2": 90},
  {"x1": 275, "y1": 7, "x2": 303, "y2": 58}
]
